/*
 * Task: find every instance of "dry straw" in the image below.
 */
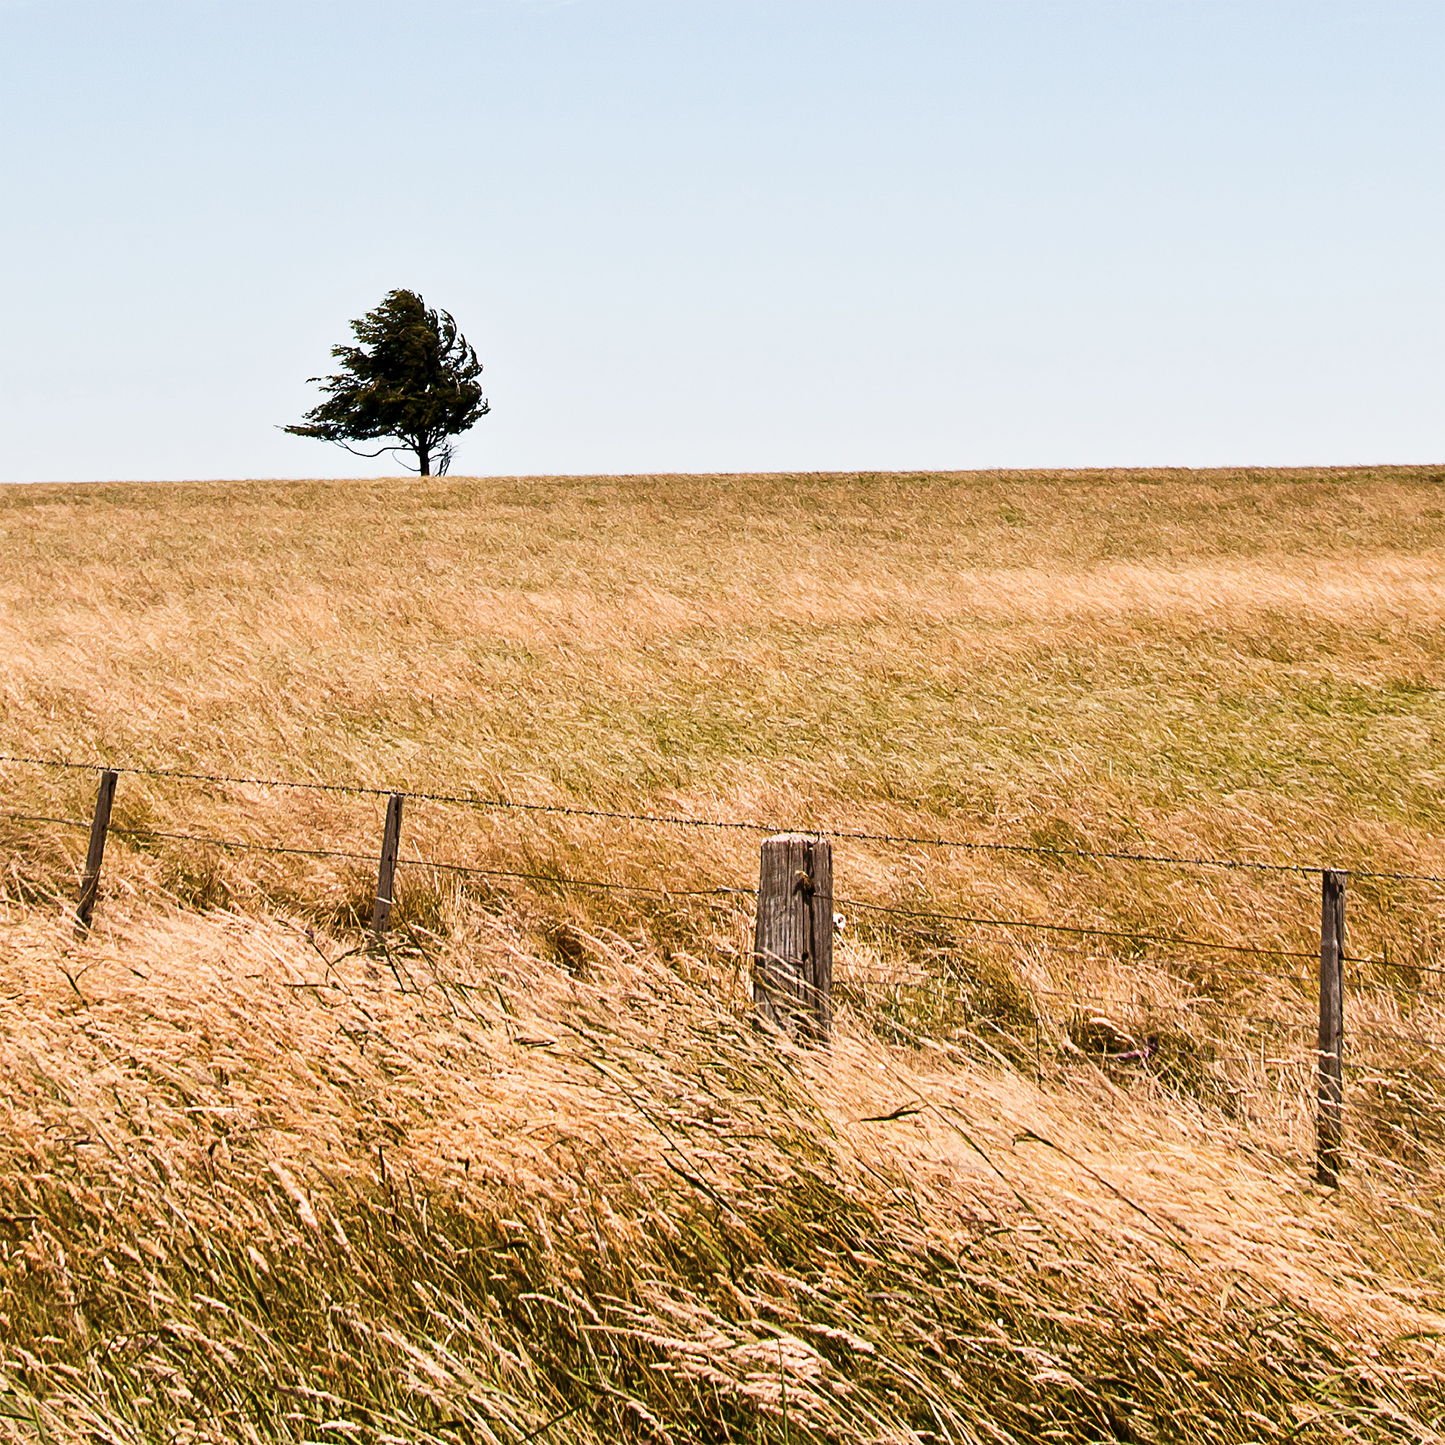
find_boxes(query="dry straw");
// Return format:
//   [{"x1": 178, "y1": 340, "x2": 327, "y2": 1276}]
[{"x1": 2, "y1": 466, "x2": 1444, "y2": 1440}]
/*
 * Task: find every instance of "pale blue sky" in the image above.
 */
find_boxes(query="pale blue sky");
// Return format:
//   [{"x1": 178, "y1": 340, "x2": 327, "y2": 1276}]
[{"x1": 2, "y1": 0, "x2": 1441, "y2": 481}]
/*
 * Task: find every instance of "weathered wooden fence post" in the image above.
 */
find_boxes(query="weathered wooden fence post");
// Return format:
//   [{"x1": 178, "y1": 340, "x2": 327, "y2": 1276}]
[
  {"x1": 754, "y1": 833, "x2": 832, "y2": 1042},
  {"x1": 372, "y1": 793, "x2": 405, "y2": 936},
  {"x1": 1316, "y1": 868, "x2": 1346, "y2": 1188},
  {"x1": 75, "y1": 769, "x2": 118, "y2": 932}
]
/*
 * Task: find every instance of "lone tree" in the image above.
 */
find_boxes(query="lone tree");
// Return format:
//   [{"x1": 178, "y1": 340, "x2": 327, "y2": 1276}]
[{"x1": 285, "y1": 289, "x2": 489, "y2": 476}]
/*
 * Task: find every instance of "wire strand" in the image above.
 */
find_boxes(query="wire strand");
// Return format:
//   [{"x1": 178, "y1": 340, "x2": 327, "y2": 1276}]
[
  {"x1": 1347, "y1": 1026, "x2": 1445, "y2": 1051},
  {"x1": 5, "y1": 813, "x2": 754, "y2": 905},
  {"x1": 7, "y1": 752, "x2": 1444, "y2": 881},
  {"x1": 0, "y1": 810, "x2": 1429, "y2": 974},
  {"x1": 836, "y1": 894, "x2": 1330, "y2": 961}
]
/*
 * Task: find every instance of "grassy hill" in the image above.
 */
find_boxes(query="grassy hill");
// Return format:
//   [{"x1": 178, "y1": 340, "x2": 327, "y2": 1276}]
[{"x1": 1, "y1": 467, "x2": 1443, "y2": 1442}]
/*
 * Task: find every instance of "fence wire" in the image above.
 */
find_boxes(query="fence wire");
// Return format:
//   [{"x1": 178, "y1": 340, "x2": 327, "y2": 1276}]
[
  {"x1": 7, "y1": 757, "x2": 1445, "y2": 1188},
  {"x1": 7, "y1": 751, "x2": 1445, "y2": 883},
  {"x1": 4, "y1": 809, "x2": 1386, "y2": 970}
]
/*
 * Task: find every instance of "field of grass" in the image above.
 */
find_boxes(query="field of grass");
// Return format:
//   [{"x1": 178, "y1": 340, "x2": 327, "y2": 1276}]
[{"x1": 2, "y1": 466, "x2": 1444, "y2": 1442}]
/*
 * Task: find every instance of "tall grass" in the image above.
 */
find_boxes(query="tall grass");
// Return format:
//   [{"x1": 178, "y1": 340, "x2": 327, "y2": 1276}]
[
  {"x1": 2, "y1": 467, "x2": 1444, "y2": 1439},
  {"x1": 3, "y1": 902, "x2": 1444, "y2": 1442}
]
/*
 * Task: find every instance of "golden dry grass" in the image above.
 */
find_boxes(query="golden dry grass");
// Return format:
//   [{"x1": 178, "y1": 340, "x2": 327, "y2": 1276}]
[{"x1": 2, "y1": 466, "x2": 1445, "y2": 1441}]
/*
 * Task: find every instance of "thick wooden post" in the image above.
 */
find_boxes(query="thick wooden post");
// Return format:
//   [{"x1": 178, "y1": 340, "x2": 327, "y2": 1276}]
[
  {"x1": 753, "y1": 833, "x2": 832, "y2": 1042},
  {"x1": 372, "y1": 794, "x2": 405, "y2": 935},
  {"x1": 1316, "y1": 869, "x2": 1346, "y2": 1188},
  {"x1": 75, "y1": 770, "x2": 118, "y2": 932}
]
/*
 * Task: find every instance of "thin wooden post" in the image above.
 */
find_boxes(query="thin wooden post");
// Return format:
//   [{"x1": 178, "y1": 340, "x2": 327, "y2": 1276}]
[
  {"x1": 753, "y1": 833, "x2": 832, "y2": 1042},
  {"x1": 1316, "y1": 868, "x2": 1346, "y2": 1188},
  {"x1": 75, "y1": 769, "x2": 118, "y2": 932},
  {"x1": 372, "y1": 793, "x2": 405, "y2": 935}
]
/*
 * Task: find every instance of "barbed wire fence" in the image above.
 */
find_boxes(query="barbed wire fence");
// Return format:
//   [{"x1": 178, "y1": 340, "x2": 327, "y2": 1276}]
[{"x1": 3, "y1": 752, "x2": 1443, "y2": 1190}]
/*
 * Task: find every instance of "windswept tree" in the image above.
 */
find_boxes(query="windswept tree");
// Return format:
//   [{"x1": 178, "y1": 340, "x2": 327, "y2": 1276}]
[{"x1": 285, "y1": 289, "x2": 489, "y2": 476}]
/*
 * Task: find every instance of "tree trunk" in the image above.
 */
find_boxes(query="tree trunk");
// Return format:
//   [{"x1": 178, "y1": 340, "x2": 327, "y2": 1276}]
[{"x1": 416, "y1": 438, "x2": 431, "y2": 476}]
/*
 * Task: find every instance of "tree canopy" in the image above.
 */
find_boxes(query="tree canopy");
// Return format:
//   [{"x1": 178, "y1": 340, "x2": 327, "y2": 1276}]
[{"x1": 285, "y1": 290, "x2": 489, "y2": 476}]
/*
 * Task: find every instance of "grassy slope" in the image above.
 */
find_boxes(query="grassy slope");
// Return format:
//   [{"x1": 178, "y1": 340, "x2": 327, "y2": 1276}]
[{"x1": 1, "y1": 468, "x2": 1444, "y2": 1442}]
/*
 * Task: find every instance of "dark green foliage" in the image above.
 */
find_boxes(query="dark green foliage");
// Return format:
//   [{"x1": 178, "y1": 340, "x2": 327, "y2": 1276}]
[{"x1": 285, "y1": 289, "x2": 489, "y2": 476}]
